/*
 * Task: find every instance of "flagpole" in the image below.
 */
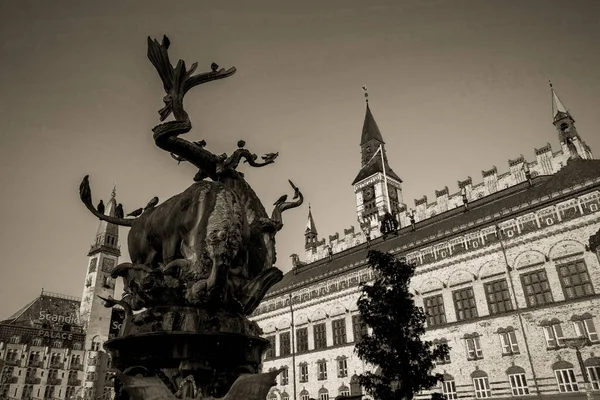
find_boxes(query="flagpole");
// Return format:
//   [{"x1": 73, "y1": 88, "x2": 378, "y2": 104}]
[{"x1": 380, "y1": 144, "x2": 391, "y2": 213}]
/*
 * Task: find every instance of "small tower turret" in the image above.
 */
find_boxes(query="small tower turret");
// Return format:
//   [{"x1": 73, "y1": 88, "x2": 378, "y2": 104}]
[
  {"x1": 305, "y1": 204, "x2": 319, "y2": 252},
  {"x1": 550, "y1": 81, "x2": 593, "y2": 161}
]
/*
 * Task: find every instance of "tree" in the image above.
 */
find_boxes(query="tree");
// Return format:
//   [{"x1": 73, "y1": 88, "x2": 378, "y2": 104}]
[{"x1": 354, "y1": 250, "x2": 449, "y2": 400}]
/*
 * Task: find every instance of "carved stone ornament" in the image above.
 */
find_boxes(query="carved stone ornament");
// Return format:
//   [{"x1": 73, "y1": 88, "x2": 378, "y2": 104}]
[{"x1": 79, "y1": 35, "x2": 302, "y2": 399}]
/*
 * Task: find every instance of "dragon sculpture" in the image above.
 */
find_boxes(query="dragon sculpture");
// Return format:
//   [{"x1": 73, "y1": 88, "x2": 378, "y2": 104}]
[{"x1": 79, "y1": 35, "x2": 302, "y2": 399}]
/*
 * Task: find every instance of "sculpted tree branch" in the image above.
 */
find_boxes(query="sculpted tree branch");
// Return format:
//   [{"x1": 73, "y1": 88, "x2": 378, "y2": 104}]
[
  {"x1": 270, "y1": 179, "x2": 304, "y2": 232},
  {"x1": 79, "y1": 175, "x2": 133, "y2": 227}
]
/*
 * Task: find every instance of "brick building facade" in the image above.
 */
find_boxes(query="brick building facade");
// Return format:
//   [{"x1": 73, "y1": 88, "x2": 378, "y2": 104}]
[{"x1": 251, "y1": 85, "x2": 600, "y2": 400}]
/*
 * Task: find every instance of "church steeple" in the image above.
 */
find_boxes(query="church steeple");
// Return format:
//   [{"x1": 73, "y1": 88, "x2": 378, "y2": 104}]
[
  {"x1": 89, "y1": 185, "x2": 120, "y2": 257},
  {"x1": 305, "y1": 204, "x2": 319, "y2": 251},
  {"x1": 549, "y1": 80, "x2": 593, "y2": 160},
  {"x1": 352, "y1": 87, "x2": 405, "y2": 237}
]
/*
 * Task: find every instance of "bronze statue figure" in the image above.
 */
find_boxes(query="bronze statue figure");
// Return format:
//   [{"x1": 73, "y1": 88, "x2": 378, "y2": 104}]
[{"x1": 79, "y1": 35, "x2": 301, "y2": 399}]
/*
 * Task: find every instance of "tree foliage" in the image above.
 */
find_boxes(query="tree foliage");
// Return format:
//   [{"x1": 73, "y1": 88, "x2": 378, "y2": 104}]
[{"x1": 354, "y1": 250, "x2": 449, "y2": 400}]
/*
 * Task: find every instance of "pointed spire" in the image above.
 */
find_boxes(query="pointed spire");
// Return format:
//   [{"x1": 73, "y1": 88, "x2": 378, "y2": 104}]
[
  {"x1": 305, "y1": 204, "x2": 318, "y2": 235},
  {"x1": 360, "y1": 86, "x2": 384, "y2": 146},
  {"x1": 111, "y1": 182, "x2": 117, "y2": 199},
  {"x1": 549, "y1": 80, "x2": 568, "y2": 119}
]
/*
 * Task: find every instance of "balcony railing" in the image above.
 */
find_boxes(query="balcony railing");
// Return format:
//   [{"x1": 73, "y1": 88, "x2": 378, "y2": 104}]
[
  {"x1": 47, "y1": 378, "x2": 62, "y2": 386},
  {"x1": 5, "y1": 359, "x2": 21, "y2": 367},
  {"x1": 67, "y1": 378, "x2": 81, "y2": 386},
  {"x1": 25, "y1": 377, "x2": 41, "y2": 385},
  {"x1": 49, "y1": 362, "x2": 64, "y2": 370},
  {"x1": 69, "y1": 363, "x2": 84, "y2": 371},
  {"x1": 27, "y1": 361, "x2": 43, "y2": 368}
]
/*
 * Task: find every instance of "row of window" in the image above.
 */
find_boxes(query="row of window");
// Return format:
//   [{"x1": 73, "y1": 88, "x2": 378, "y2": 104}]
[
  {"x1": 432, "y1": 315, "x2": 598, "y2": 364},
  {"x1": 439, "y1": 363, "x2": 600, "y2": 400},
  {"x1": 5, "y1": 336, "x2": 84, "y2": 349},
  {"x1": 2, "y1": 384, "x2": 82, "y2": 400},
  {"x1": 264, "y1": 315, "x2": 368, "y2": 359},
  {"x1": 267, "y1": 357, "x2": 350, "y2": 385},
  {"x1": 3, "y1": 350, "x2": 84, "y2": 367},
  {"x1": 424, "y1": 260, "x2": 594, "y2": 327}
]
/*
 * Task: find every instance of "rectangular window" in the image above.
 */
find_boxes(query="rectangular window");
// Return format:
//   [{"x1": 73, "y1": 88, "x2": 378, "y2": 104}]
[
  {"x1": 352, "y1": 315, "x2": 368, "y2": 342},
  {"x1": 314, "y1": 323, "x2": 327, "y2": 350},
  {"x1": 557, "y1": 261, "x2": 594, "y2": 299},
  {"x1": 424, "y1": 294, "x2": 447, "y2": 327},
  {"x1": 264, "y1": 336, "x2": 275, "y2": 359},
  {"x1": 508, "y1": 373, "x2": 529, "y2": 395},
  {"x1": 521, "y1": 269, "x2": 553, "y2": 307},
  {"x1": 573, "y1": 318, "x2": 599, "y2": 342},
  {"x1": 555, "y1": 368, "x2": 578, "y2": 392},
  {"x1": 337, "y1": 358, "x2": 348, "y2": 378},
  {"x1": 280, "y1": 332, "x2": 291, "y2": 356},
  {"x1": 473, "y1": 377, "x2": 491, "y2": 398},
  {"x1": 453, "y1": 287, "x2": 478, "y2": 321},
  {"x1": 543, "y1": 324, "x2": 565, "y2": 348},
  {"x1": 588, "y1": 365, "x2": 600, "y2": 390},
  {"x1": 442, "y1": 380, "x2": 457, "y2": 400},
  {"x1": 300, "y1": 395, "x2": 310, "y2": 400},
  {"x1": 466, "y1": 337, "x2": 483, "y2": 360},
  {"x1": 319, "y1": 392, "x2": 329, "y2": 400},
  {"x1": 499, "y1": 331, "x2": 520, "y2": 354},
  {"x1": 280, "y1": 368, "x2": 289, "y2": 386},
  {"x1": 299, "y1": 364, "x2": 308, "y2": 383},
  {"x1": 317, "y1": 361, "x2": 327, "y2": 380},
  {"x1": 484, "y1": 279, "x2": 513, "y2": 314},
  {"x1": 296, "y1": 328, "x2": 308, "y2": 353},
  {"x1": 332, "y1": 318, "x2": 347, "y2": 346}
]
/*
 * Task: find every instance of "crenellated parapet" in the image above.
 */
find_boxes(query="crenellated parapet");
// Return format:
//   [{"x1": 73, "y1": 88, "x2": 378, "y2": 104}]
[
  {"x1": 405, "y1": 145, "x2": 576, "y2": 224},
  {"x1": 304, "y1": 225, "x2": 366, "y2": 264}
]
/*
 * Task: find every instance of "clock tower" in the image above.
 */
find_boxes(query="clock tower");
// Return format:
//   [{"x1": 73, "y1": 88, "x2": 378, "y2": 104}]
[
  {"x1": 80, "y1": 186, "x2": 121, "y2": 399},
  {"x1": 352, "y1": 90, "x2": 404, "y2": 237}
]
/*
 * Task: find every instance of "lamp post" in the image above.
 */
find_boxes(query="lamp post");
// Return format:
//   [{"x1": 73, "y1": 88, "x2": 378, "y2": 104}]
[
  {"x1": 564, "y1": 337, "x2": 594, "y2": 400},
  {"x1": 289, "y1": 293, "x2": 298, "y2": 400}
]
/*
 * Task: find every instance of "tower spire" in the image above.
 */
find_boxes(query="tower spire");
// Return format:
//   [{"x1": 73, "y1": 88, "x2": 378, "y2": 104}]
[
  {"x1": 305, "y1": 204, "x2": 318, "y2": 235},
  {"x1": 90, "y1": 187, "x2": 121, "y2": 257},
  {"x1": 304, "y1": 204, "x2": 319, "y2": 252},
  {"x1": 549, "y1": 80, "x2": 568, "y2": 119}
]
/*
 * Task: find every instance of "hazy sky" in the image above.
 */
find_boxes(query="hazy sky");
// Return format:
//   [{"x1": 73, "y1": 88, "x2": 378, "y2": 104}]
[{"x1": 1, "y1": 0, "x2": 599, "y2": 319}]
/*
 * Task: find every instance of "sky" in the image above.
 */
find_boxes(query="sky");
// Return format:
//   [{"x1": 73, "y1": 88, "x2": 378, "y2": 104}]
[{"x1": 0, "y1": 0, "x2": 599, "y2": 319}]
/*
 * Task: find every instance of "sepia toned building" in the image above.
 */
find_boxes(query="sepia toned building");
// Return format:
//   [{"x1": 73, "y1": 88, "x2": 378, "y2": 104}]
[
  {"x1": 251, "y1": 85, "x2": 600, "y2": 400},
  {"x1": 0, "y1": 189, "x2": 125, "y2": 400}
]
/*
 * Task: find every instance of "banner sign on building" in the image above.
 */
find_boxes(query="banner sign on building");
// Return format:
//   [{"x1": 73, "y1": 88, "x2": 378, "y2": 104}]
[{"x1": 108, "y1": 308, "x2": 125, "y2": 339}]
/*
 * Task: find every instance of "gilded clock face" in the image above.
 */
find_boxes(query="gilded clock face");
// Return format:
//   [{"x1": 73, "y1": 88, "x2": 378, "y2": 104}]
[{"x1": 363, "y1": 187, "x2": 374, "y2": 201}]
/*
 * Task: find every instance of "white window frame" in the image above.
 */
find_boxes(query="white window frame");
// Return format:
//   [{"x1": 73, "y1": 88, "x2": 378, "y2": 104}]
[
  {"x1": 339, "y1": 389, "x2": 350, "y2": 397},
  {"x1": 337, "y1": 358, "x2": 348, "y2": 378},
  {"x1": 499, "y1": 331, "x2": 520, "y2": 354},
  {"x1": 280, "y1": 368, "x2": 288, "y2": 386},
  {"x1": 300, "y1": 394, "x2": 310, "y2": 400},
  {"x1": 587, "y1": 365, "x2": 600, "y2": 390},
  {"x1": 508, "y1": 373, "x2": 529, "y2": 395},
  {"x1": 555, "y1": 368, "x2": 579, "y2": 392},
  {"x1": 317, "y1": 360, "x2": 328, "y2": 380},
  {"x1": 442, "y1": 380, "x2": 457, "y2": 399},
  {"x1": 473, "y1": 376, "x2": 491, "y2": 398},
  {"x1": 466, "y1": 337, "x2": 483, "y2": 359},
  {"x1": 319, "y1": 392, "x2": 329, "y2": 400},
  {"x1": 573, "y1": 318, "x2": 599, "y2": 342},
  {"x1": 299, "y1": 364, "x2": 308, "y2": 382},
  {"x1": 543, "y1": 324, "x2": 565, "y2": 348}
]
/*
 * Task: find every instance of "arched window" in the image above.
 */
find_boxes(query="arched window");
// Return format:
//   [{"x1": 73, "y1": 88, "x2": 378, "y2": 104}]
[
  {"x1": 9, "y1": 335, "x2": 20, "y2": 344},
  {"x1": 338, "y1": 385, "x2": 350, "y2": 397},
  {"x1": 91, "y1": 336, "x2": 102, "y2": 351},
  {"x1": 506, "y1": 365, "x2": 529, "y2": 395},
  {"x1": 318, "y1": 387, "x2": 329, "y2": 400},
  {"x1": 470, "y1": 369, "x2": 491, "y2": 398},
  {"x1": 281, "y1": 391, "x2": 289, "y2": 400},
  {"x1": 72, "y1": 342, "x2": 82, "y2": 350},
  {"x1": 552, "y1": 361, "x2": 578, "y2": 393},
  {"x1": 442, "y1": 373, "x2": 457, "y2": 399},
  {"x1": 299, "y1": 389, "x2": 310, "y2": 400},
  {"x1": 584, "y1": 357, "x2": 600, "y2": 390}
]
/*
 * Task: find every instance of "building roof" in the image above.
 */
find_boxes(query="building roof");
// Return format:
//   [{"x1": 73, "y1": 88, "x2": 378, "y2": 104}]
[
  {"x1": 267, "y1": 159, "x2": 600, "y2": 296},
  {"x1": 360, "y1": 104, "x2": 384, "y2": 146},
  {"x1": 352, "y1": 156, "x2": 403, "y2": 185},
  {"x1": 1, "y1": 290, "x2": 82, "y2": 328}
]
